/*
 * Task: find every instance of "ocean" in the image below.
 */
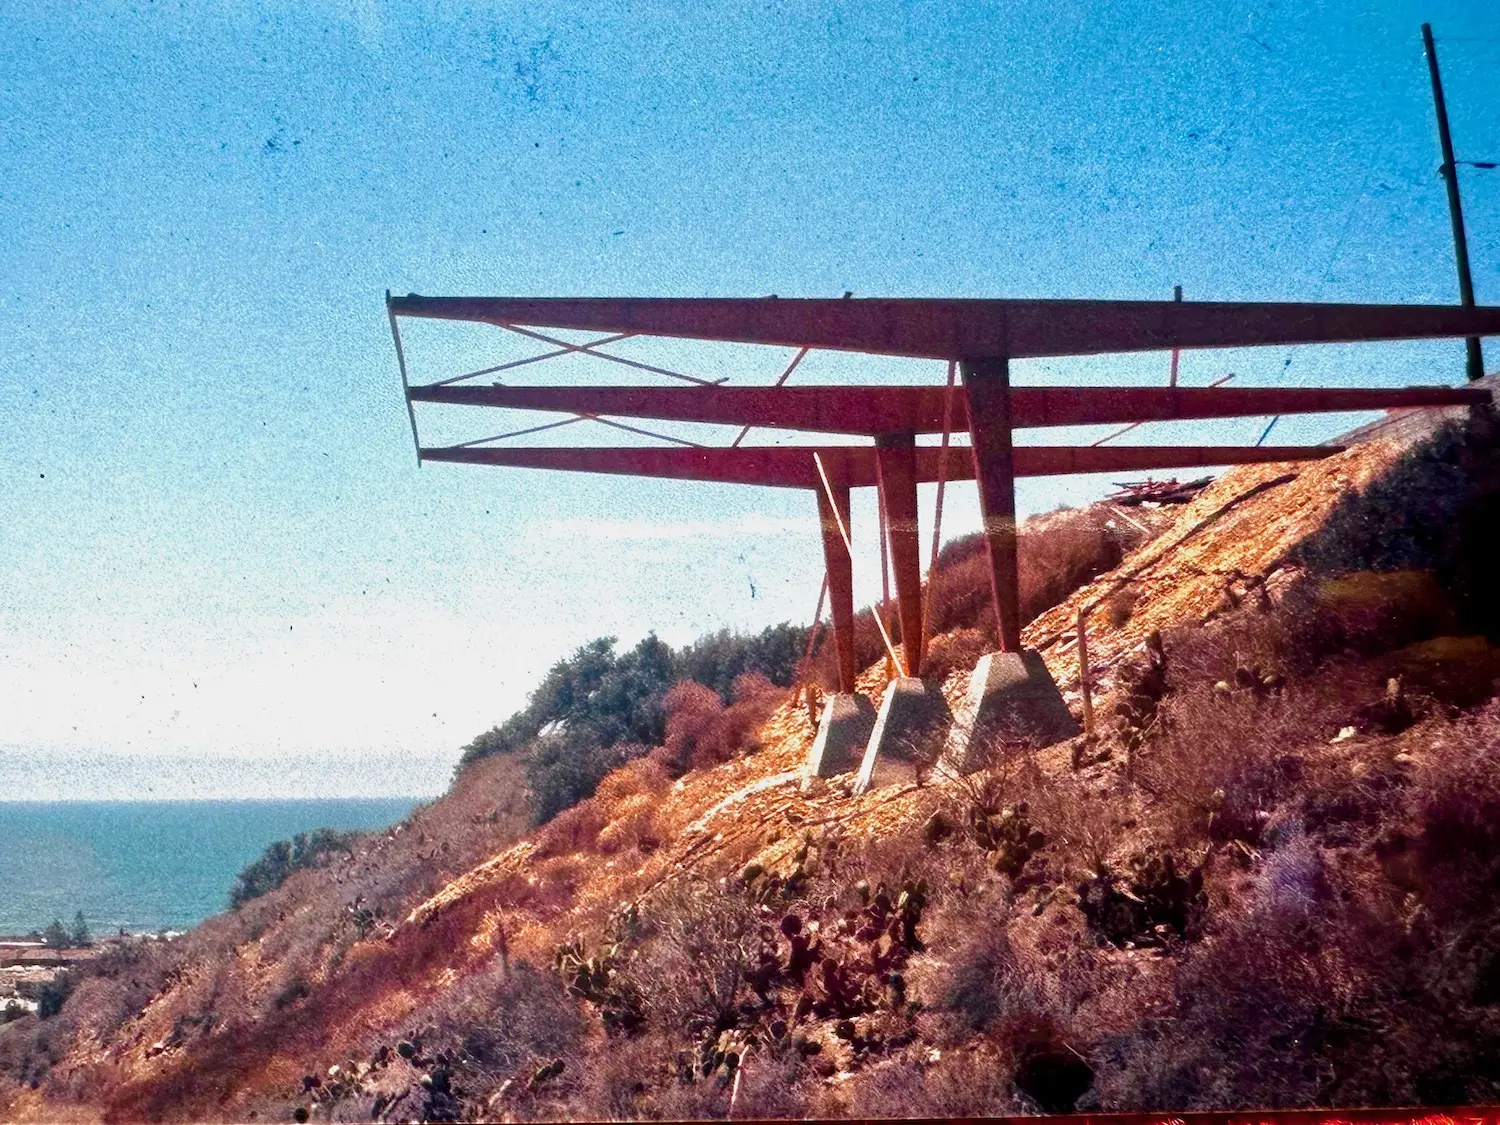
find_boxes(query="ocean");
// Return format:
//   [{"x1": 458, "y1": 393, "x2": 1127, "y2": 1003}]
[{"x1": 0, "y1": 798, "x2": 420, "y2": 935}]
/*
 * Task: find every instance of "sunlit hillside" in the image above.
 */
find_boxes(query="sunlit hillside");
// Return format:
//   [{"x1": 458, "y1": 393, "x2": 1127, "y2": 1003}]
[{"x1": 7, "y1": 398, "x2": 1500, "y2": 1121}]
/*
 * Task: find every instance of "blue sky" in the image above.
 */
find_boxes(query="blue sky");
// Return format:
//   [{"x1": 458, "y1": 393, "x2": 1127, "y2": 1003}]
[{"x1": 2, "y1": 0, "x2": 1496, "y2": 798}]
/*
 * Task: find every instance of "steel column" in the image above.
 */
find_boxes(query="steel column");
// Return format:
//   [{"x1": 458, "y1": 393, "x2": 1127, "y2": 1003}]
[
  {"x1": 816, "y1": 480, "x2": 858, "y2": 693},
  {"x1": 962, "y1": 357, "x2": 1023, "y2": 653},
  {"x1": 875, "y1": 433, "x2": 925, "y2": 677}
]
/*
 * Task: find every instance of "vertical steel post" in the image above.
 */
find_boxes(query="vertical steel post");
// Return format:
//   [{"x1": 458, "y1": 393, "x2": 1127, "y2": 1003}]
[
  {"x1": 1423, "y1": 23, "x2": 1485, "y2": 381},
  {"x1": 816, "y1": 481, "x2": 858, "y2": 693},
  {"x1": 1169, "y1": 285, "x2": 1183, "y2": 387},
  {"x1": 386, "y1": 291, "x2": 424, "y2": 466},
  {"x1": 875, "y1": 474, "x2": 896, "y2": 678},
  {"x1": 961, "y1": 356, "x2": 1023, "y2": 652},
  {"x1": 875, "y1": 432, "x2": 925, "y2": 677}
]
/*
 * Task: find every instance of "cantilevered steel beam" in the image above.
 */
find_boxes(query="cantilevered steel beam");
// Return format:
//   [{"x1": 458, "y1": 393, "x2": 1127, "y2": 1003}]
[
  {"x1": 409, "y1": 383, "x2": 1488, "y2": 434},
  {"x1": 390, "y1": 295, "x2": 1500, "y2": 360},
  {"x1": 418, "y1": 443, "x2": 1341, "y2": 486}
]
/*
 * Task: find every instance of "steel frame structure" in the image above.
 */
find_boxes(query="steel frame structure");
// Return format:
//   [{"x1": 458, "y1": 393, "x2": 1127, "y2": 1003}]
[{"x1": 389, "y1": 293, "x2": 1495, "y2": 686}]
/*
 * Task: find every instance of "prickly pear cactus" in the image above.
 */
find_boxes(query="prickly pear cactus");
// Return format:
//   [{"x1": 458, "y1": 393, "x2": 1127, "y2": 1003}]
[
  {"x1": 1076, "y1": 848, "x2": 1205, "y2": 946},
  {"x1": 969, "y1": 802, "x2": 1047, "y2": 881},
  {"x1": 552, "y1": 937, "x2": 644, "y2": 1034}
]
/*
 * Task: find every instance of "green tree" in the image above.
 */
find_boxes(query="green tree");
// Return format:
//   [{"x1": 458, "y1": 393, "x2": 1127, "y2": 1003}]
[
  {"x1": 42, "y1": 919, "x2": 69, "y2": 949},
  {"x1": 229, "y1": 829, "x2": 362, "y2": 909},
  {"x1": 674, "y1": 623, "x2": 809, "y2": 699},
  {"x1": 455, "y1": 624, "x2": 810, "y2": 822},
  {"x1": 525, "y1": 722, "x2": 642, "y2": 824},
  {"x1": 37, "y1": 973, "x2": 73, "y2": 1018},
  {"x1": 70, "y1": 910, "x2": 90, "y2": 947}
]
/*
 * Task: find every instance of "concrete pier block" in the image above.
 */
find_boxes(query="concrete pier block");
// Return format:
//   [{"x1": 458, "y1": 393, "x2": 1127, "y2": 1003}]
[
  {"x1": 803, "y1": 692, "x2": 877, "y2": 779},
  {"x1": 853, "y1": 677, "x2": 953, "y2": 795},
  {"x1": 941, "y1": 650, "x2": 1080, "y2": 776}
]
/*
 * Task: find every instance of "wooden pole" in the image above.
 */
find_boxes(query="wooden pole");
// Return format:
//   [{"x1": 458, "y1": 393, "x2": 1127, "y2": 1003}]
[
  {"x1": 1077, "y1": 605, "x2": 1095, "y2": 735},
  {"x1": 1423, "y1": 23, "x2": 1485, "y2": 381}
]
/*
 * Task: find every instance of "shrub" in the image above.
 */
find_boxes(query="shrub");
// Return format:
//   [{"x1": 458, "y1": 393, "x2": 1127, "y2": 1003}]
[
  {"x1": 1090, "y1": 852, "x2": 1396, "y2": 1111},
  {"x1": 1411, "y1": 706, "x2": 1500, "y2": 920},
  {"x1": 921, "y1": 627, "x2": 990, "y2": 683},
  {"x1": 657, "y1": 681, "x2": 723, "y2": 775},
  {"x1": 656, "y1": 674, "x2": 786, "y2": 776},
  {"x1": 526, "y1": 723, "x2": 645, "y2": 825},
  {"x1": 816, "y1": 506, "x2": 1147, "y2": 681},
  {"x1": 1018, "y1": 511, "x2": 1131, "y2": 626},
  {"x1": 1140, "y1": 681, "x2": 1364, "y2": 849},
  {"x1": 229, "y1": 828, "x2": 363, "y2": 908},
  {"x1": 626, "y1": 880, "x2": 762, "y2": 1036},
  {"x1": 1158, "y1": 571, "x2": 1454, "y2": 698},
  {"x1": 533, "y1": 799, "x2": 608, "y2": 860},
  {"x1": 592, "y1": 757, "x2": 671, "y2": 806},
  {"x1": 1295, "y1": 411, "x2": 1500, "y2": 639},
  {"x1": 675, "y1": 623, "x2": 810, "y2": 699},
  {"x1": 925, "y1": 900, "x2": 1040, "y2": 1035},
  {"x1": 846, "y1": 1053, "x2": 1024, "y2": 1119},
  {"x1": 595, "y1": 794, "x2": 659, "y2": 855},
  {"x1": 36, "y1": 974, "x2": 74, "y2": 1020},
  {"x1": 455, "y1": 962, "x2": 586, "y2": 1079},
  {"x1": 1104, "y1": 588, "x2": 1138, "y2": 629},
  {"x1": 459, "y1": 626, "x2": 807, "y2": 773}
]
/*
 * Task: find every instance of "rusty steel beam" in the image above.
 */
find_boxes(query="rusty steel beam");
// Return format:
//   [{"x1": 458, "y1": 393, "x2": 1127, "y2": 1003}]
[
  {"x1": 963, "y1": 359, "x2": 1023, "y2": 652},
  {"x1": 1009, "y1": 443, "x2": 1340, "y2": 475},
  {"x1": 417, "y1": 442, "x2": 1342, "y2": 486},
  {"x1": 409, "y1": 382, "x2": 1488, "y2": 433},
  {"x1": 875, "y1": 434, "x2": 925, "y2": 676},
  {"x1": 817, "y1": 480, "x2": 857, "y2": 694},
  {"x1": 390, "y1": 294, "x2": 1500, "y2": 360},
  {"x1": 422, "y1": 444, "x2": 867, "y2": 488}
]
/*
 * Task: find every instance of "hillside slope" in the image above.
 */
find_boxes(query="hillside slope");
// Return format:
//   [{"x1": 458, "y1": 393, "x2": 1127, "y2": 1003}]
[{"x1": 7, "y1": 399, "x2": 1500, "y2": 1121}]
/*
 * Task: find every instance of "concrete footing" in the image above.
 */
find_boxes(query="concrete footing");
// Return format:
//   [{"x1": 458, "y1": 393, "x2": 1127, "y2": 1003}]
[
  {"x1": 853, "y1": 677, "x2": 953, "y2": 794},
  {"x1": 941, "y1": 650, "x2": 1080, "y2": 776},
  {"x1": 803, "y1": 692, "x2": 877, "y2": 779}
]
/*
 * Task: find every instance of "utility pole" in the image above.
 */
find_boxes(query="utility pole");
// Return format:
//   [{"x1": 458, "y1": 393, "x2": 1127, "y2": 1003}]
[{"x1": 1422, "y1": 22, "x2": 1485, "y2": 381}]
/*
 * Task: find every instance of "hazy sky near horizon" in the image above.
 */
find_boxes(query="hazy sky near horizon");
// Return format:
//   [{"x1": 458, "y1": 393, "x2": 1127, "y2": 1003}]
[{"x1": 2, "y1": 0, "x2": 1497, "y2": 799}]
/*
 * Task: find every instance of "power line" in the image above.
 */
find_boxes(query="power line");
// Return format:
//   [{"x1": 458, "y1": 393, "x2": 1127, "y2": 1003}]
[{"x1": 1257, "y1": 131, "x2": 1391, "y2": 445}]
